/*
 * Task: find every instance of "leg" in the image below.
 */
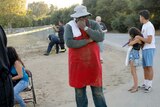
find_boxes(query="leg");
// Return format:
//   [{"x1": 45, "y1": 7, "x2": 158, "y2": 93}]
[
  {"x1": 143, "y1": 49, "x2": 155, "y2": 87},
  {"x1": 60, "y1": 38, "x2": 65, "y2": 49},
  {"x1": 143, "y1": 67, "x2": 148, "y2": 80},
  {"x1": 14, "y1": 80, "x2": 28, "y2": 107},
  {"x1": 143, "y1": 49, "x2": 155, "y2": 92},
  {"x1": 46, "y1": 41, "x2": 55, "y2": 54},
  {"x1": 142, "y1": 50, "x2": 149, "y2": 87},
  {"x1": 129, "y1": 61, "x2": 138, "y2": 92},
  {"x1": 144, "y1": 67, "x2": 153, "y2": 92},
  {"x1": 144, "y1": 66, "x2": 153, "y2": 86},
  {"x1": 148, "y1": 66, "x2": 153, "y2": 80},
  {"x1": 0, "y1": 75, "x2": 14, "y2": 107},
  {"x1": 91, "y1": 86, "x2": 107, "y2": 107},
  {"x1": 100, "y1": 52, "x2": 103, "y2": 63},
  {"x1": 75, "y1": 87, "x2": 88, "y2": 107},
  {"x1": 139, "y1": 67, "x2": 148, "y2": 88},
  {"x1": 98, "y1": 42, "x2": 104, "y2": 63},
  {"x1": 55, "y1": 43, "x2": 59, "y2": 54}
]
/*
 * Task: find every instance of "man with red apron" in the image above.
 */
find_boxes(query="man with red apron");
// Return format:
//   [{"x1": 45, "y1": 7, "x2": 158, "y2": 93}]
[{"x1": 64, "y1": 5, "x2": 107, "y2": 107}]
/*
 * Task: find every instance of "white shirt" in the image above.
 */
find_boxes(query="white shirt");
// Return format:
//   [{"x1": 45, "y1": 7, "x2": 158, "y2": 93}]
[{"x1": 141, "y1": 21, "x2": 156, "y2": 50}]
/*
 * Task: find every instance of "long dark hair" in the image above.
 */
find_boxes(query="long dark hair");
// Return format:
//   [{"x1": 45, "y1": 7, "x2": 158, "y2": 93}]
[
  {"x1": 128, "y1": 27, "x2": 144, "y2": 48},
  {"x1": 7, "y1": 46, "x2": 25, "y2": 68},
  {"x1": 129, "y1": 27, "x2": 143, "y2": 38}
]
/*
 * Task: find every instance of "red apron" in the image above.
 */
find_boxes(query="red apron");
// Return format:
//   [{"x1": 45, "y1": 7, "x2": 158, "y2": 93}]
[{"x1": 69, "y1": 29, "x2": 102, "y2": 88}]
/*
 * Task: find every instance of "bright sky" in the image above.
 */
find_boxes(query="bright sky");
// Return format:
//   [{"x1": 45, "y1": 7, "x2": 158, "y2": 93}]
[{"x1": 27, "y1": 0, "x2": 82, "y2": 8}]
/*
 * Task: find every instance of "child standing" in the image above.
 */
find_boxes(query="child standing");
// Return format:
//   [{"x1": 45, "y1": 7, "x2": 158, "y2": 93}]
[{"x1": 128, "y1": 27, "x2": 144, "y2": 93}]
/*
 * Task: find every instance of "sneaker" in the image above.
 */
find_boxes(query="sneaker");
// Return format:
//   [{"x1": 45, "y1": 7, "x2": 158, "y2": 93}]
[
  {"x1": 44, "y1": 53, "x2": 49, "y2": 56},
  {"x1": 138, "y1": 84, "x2": 146, "y2": 89},
  {"x1": 60, "y1": 49, "x2": 66, "y2": 53},
  {"x1": 144, "y1": 86, "x2": 152, "y2": 93}
]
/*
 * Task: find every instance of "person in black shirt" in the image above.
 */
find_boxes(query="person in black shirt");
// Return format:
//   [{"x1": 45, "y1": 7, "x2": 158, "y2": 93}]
[
  {"x1": 96, "y1": 16, "x2": 107, "y2": 63},
  {"x1": 0, "y1": 25, "x2": 14, "y2": 107},
  {"x1": 53, "y1": 21, "x2": 66, "y2": 52}
]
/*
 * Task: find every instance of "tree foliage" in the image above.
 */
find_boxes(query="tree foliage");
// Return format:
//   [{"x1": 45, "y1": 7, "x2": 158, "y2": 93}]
[
  {"x1": 28, "y1": 2, "x2": 49, "y2": 18},
  {"x1": 0, "y1": 0, "x2": 27, "y2": 27},
  {"x1": 83, "y1": 0, "x2": 160, "y2": 32},
  {"x1": 0, "y1": 0, "x2": 160, "y2": 31}
]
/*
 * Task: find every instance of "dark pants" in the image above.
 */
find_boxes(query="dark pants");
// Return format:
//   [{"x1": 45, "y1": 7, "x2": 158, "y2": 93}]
[
  {"x1": 47, "y1": 41, "x2": 59, "y2": 54},
  {"x1": 0, "y1": 73, "x2": 14, "y2": 107},
  {"x1": 59, "y1": 38, "x2": 65, "y2": 50},
  {"x1": 75, "y1": 86, "x2": 107, "y2": 107}
]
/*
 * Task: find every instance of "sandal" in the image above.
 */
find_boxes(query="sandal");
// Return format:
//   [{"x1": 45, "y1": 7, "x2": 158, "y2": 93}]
[
  {"x1": 130, "y1": 88, "x2": 138, "y2": 93},
  {"x1": 128, "y1": 87, "x2": 134, "y2": 91}
]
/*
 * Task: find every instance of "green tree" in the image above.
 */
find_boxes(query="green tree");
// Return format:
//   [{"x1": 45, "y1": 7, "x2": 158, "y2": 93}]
[
  {"x1": 82, "y1": 0, "x2": 160, "y2": 32},
  {"x1": 48, "y1": 4, "x2": 58, "y2": 15},
  {"x1": 129, "y1": 0, "x2": 160, "y2": 29},
  {"x1": 50, "y1": 5, "x2": 77, "y2": 24},
  {"x1": 0, "y1": 0, "x2": 27, "y2": 27},
  {"x1": 83, "y1": 0, "x2": 97, "y2": 16},
  {"x1": 111, "y1": 13, "x2": 128, "y2": 33},
  {"x1": 28, "y1": 2, "x2": 49, "y2": 19}
]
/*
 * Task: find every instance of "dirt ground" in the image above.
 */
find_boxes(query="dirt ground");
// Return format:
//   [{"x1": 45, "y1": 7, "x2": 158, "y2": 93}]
[{"x1": 8, "y1": 32, "x2": 131, "y2": 107}]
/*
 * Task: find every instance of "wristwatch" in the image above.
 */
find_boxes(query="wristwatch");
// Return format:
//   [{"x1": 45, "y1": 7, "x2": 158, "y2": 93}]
[{"x1": 84, "y1": 26, "x2": 89, "y2": 31}]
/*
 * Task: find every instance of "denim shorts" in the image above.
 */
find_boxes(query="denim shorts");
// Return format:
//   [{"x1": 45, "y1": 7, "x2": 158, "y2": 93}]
[
  {"x1": 142, "y1": 48, "x2": 155, "y2": 67},
  {"x1": 129, "y1": 49, "x2": 141, "y2": 66}
]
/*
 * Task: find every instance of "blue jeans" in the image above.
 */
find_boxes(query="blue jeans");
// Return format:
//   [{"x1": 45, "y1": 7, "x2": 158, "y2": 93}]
[
  {"x1": 75, "y1": 86, "x2": 107, "y2": 107},
  {"x1": 14, "y1": 80, "x2": 28, "y2": 107},
  {"x1": 47, "y1": 41, "x2": 59, "y2": 54}
]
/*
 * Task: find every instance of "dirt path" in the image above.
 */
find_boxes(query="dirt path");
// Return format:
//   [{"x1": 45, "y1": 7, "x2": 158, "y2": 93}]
[{"x1": 8, "y1": 31, "x2": 130, "y2": 107}]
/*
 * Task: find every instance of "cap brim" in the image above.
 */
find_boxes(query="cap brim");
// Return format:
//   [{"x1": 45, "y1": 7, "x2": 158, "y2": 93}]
[{"x1": 70, "y1": 12, "x2": 91, "y2": 18}]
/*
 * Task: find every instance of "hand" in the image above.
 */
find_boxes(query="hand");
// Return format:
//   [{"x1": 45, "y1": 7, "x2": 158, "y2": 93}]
[
  {"x1": 128, "y1": 42, "x2": 132, "y2": 46},
  {"x1": 135, "y1": 35, "x2": 142, "y2": 40},
  {"x1": 77, "y1": 20, "x2": 86, "y2": 30},
  {"x1": 87, "y1": 38, "x2": 93, "y2": 43},
  {"x1": 52, "y1": 25, "x2": 56, "y2": 29},
  {"x1": 53, "y1": 25, "x2": 56, "y2": 27}
]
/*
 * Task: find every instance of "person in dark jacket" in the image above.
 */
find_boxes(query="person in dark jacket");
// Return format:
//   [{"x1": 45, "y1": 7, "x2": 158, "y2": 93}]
[
  {"x1": 44, "y1": 34, "x2": 60, "y2": 55},
  {"x1": 0, "y1": 25, "x2": 14, "y2": 107},
  {"x1": 53, "y1": 21, "x2": 66, "y2": 52}
]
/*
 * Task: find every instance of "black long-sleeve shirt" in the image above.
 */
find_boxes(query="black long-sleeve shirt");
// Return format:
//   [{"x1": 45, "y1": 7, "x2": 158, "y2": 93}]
[{"x1": 0, "y1": 25, "x2": 10, "y2": 74}]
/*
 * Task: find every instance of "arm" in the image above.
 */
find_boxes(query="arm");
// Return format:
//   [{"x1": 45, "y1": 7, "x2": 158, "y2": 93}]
[
  {"x1": 135, "y1": 35, "x2": 152, "y2": 44},
  {"x1": 136, "y1": 26, "x2": 154, "y2": 44},
  {"x1": 64, "y1": 24, "x2": 92, "y2": 48},
  {"x1": 103, "y1": 29, "x2": 108, "y2": 33},
  {"x1": 128, "y1": 38, "x2": 140, "y2": 46},
  {"x1": 12, "y1": 61, "x2": 23, "y2": 81},
  {"x1": 53, "y1": 25, "x2": 59, "y2": 32},
  {"x1": 102, "y1": 22, "x2": 108, "y2": 33},
  {"x1": 85, "y1": 21, "x2": 104, "y2": 42}
]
